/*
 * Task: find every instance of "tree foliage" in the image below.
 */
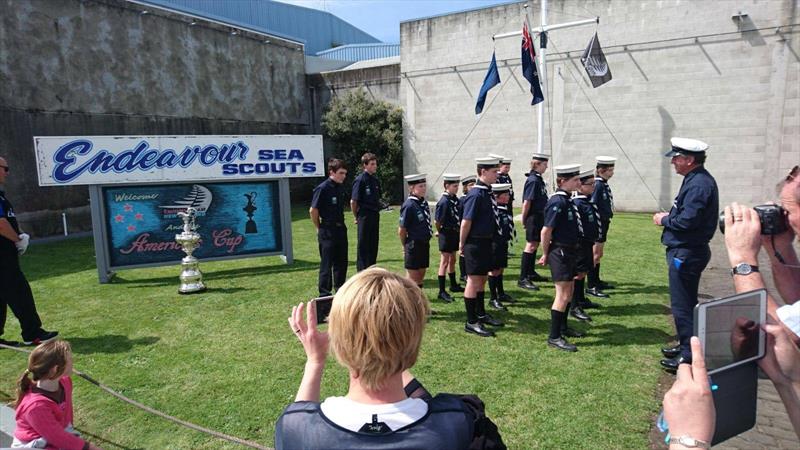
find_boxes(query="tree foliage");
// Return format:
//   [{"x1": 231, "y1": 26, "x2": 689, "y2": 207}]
[{"x1": 322, "y1": 89, "x2": 404, "y2": 203}]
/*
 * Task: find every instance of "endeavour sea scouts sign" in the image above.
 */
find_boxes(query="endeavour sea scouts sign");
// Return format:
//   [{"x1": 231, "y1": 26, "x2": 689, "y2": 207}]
[{"x1": 33, "y1": 135, "x2": 324, "y2": 283}]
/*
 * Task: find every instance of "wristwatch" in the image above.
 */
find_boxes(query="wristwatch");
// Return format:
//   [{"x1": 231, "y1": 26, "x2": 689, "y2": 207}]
[
  {"x1": 668, "y1": 435, "x2": 710, "y2": 449},
  {"x1": 731, "y1": 262, "x2": 759, "y2": 276}
]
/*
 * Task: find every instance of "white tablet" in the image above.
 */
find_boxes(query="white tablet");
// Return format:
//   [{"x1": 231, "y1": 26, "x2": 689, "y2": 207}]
[{"x1": 694, "y1": 289, "x2": 767, "y2": 375}]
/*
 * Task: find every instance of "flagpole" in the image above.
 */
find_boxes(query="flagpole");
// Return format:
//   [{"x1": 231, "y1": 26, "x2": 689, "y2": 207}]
[{"x1": 538, "y1": 0, "x2": 547, "y2": 160}]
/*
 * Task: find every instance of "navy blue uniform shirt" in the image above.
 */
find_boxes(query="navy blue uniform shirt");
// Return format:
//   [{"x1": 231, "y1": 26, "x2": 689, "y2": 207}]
[
  {"x1": 661, "y1": 167, "x2": 719, "y2": 248},
  {"x1": 462, "y1": 181, "x2": 496, "y2": 238},
  {"x1": 543, "y1": 190, "x2": 582, "y2": 245},
  {"x1": 400, "y1": 196, "x2": 432, "y2": 241},
  {"x1": 496, "y1": 172, "x2": 514, "y2": 202},
  {"x1": 0, "y1": 190, "x2": 20, "y2": 258},
  {"x1": 591, "y1": 176, "x2": 614, "y2": 220},
  {"x1": 311, "y1": 178, "x2": 345, "y2": 227},
  {"x1": 351, "y1": 171, "x2": 381, "y2": 215},
  {"x1": 522, "y1": 172, "x2": 548, "y2": 218},
  {"x1": 435, "y1": 193, "x2": 460, "y2": 230},
  {"x1": 573, "y1": 195, "x2": 602, "y2": 242}
]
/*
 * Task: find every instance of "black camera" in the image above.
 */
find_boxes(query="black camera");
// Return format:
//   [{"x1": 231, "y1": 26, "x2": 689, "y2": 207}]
[{"x1": 719, "y1": 204, "x2": 787, "y2": 235}]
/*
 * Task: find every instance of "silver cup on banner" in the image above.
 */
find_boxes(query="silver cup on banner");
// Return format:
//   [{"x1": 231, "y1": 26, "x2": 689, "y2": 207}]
[{"x1": 175, "y1": 207, "x2": 206, "y2": 294}]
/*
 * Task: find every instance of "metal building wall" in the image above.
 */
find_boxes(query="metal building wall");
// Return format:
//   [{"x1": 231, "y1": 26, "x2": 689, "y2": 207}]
[
  {"x1": 140, "y1": 0, "x2": 381, "y2": 55},
  {"x1": 315, "y1": 43, "x2": 400, "y2": 61}
]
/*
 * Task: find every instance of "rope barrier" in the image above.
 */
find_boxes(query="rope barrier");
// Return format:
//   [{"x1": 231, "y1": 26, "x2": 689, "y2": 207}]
[{"x1": 0, "y1": 342, "x2": 271, "y2": 450}]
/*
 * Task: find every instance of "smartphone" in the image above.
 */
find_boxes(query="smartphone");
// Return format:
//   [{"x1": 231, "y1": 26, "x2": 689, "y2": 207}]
[
  {"x1": 694, "y1": 289, "x2": 767, "y2": 375},
  {"x1": 313, "y1": 295, "x2": 334, "y2": 324}
]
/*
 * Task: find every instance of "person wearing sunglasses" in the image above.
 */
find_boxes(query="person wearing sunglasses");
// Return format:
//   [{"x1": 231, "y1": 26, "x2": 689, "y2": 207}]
[{"x1": 0, "y1": 157, "x2": 59, "y2": 348}]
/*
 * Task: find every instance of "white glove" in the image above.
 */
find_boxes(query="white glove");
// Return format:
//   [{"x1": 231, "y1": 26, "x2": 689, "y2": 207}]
[{"x1": 16, "y1": 233, "x2": 29, "y2": 255}]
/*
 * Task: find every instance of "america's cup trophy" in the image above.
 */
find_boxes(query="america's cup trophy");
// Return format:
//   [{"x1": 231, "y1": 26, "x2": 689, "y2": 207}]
[{"x1": 175, "y1": 207, "x2": 206, "y2": 294}]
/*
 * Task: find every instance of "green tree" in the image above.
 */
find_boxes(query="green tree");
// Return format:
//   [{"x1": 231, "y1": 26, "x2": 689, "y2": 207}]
[{"x1": 322, "y1": 89, "x2": 403, "y2": 203}]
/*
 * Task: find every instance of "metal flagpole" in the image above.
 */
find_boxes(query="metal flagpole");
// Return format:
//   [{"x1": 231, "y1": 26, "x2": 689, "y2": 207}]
[{"x1": 493, "y1": 1, "x2": 598, "y2": 185}]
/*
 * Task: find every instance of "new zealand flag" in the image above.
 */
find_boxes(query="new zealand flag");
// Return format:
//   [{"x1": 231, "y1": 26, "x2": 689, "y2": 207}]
[{"x1": 522, "y1": 20, "x2": 544, "y2": 105}]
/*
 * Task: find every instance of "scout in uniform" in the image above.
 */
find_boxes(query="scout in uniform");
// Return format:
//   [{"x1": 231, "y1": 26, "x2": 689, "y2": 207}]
[
  {"x1": 488, "y1": 183, "x2": 515, "y2": 311},
  {"x1": 570, "y1": 169, "x2": 603, "y2": 322},
  {"x1": 491, "y1": 154, "x2": 515, "y2": 217},
  {"x1": 399, "y1": 174, "x2": 433, "y2": 291},
  {"x1": 587, "y1": 156, "x2": 617, "y2": 298},
  {"x1": 539, "y1": 164, "x2": 585, "y2": 352},
  {"x1": 519, "y1": 153, "x2": 551, "y2": 290},
  {"x1": 458, "y1": 175, "x2": 476, "y2": 283},
  {"x1": 653, "y1": 138, "x2": 718, "y2": 370},
  {"x1": 434, "y1": 174, "x2": 464, "y2": 302},
  {"x1": 351, "y1": 152, "x2": 381, "y2": 271},
  {"x1": 460, "y1": 157, "x2": 503, "y2": 337},
  {"x1": 310, "y1": 158, "x2": 348, "y2": 296}
]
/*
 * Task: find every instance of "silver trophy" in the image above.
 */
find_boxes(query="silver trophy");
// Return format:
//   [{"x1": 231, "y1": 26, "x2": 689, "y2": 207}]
[{"x1": 175, "y1": 207, "x2": 206, "y2": 294}]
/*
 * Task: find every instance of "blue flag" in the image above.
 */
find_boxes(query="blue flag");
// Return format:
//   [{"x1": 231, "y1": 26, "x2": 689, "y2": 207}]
[
  {"x1": 475, "y1": 51, "x2": 500, "y2": 114},
  {"x1": 521, "y1": 20, "x2": 544, "y2": 105}
]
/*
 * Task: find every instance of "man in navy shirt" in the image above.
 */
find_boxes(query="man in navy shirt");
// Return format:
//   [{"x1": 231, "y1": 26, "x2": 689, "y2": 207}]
[
  {"x1": 459, "y1": 157, "x2": 503, "y2": 337},
  {"x1": 539, "y1": 164, "x2": 584, "y2": 352},
  {"x1": 653, "y1": 138, "x2": 718, "y2": 370},
  {"x1": 434, "y1": 174, "x2": 463, "y2": 302},
  {"x1": 399, "y1": 174, "x2": 433, "y2": 290},
  {"x1": 351, "y1": 153, "x2": 382, "y2": 271},
  {"x1": 587, "y1": 156, "x2": 617, "y2": 298},
  {"x1": 0, "y1": 156, "x2": 58, "y2": 347},
  {"x1": 310, "y1": 158, "x2": 349, "y2": 296},
  {"x1": 519, "y1": 153, "x2": 551, "y2": 290}
]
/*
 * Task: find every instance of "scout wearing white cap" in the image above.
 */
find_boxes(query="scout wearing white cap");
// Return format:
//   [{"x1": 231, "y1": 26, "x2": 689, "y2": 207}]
[
  {"x1": 665, "y1": 137, "x2": 709, "y2": 157},
  {"x1": 554, "y1": 164, "x2": 581, "y2": 178},
  {"x1": 476, "y1": 156, "x2": 500, "y2": 167},
  {"x1": 489, "y1": 153, "x2": 512, "y2": 165},
  {"x1": 461, "y1": 175, "x2": 477, "y2": 185},
  {"x1": 442, "y1": 173, "x2": 461, "y2": 184},
  {"x1": 404, "y1": 173, "x2": 427, "y2": 185},
  {"x1": 531, "y1": 152, "x2": 551, "y2": 161},
  {"x1": 491, "y1": 183, "x2": 512, "y2": 193},
  {"x1": 595, "y1": 156, "x2": 617, "y2": 167},
  {"x1": 579, "y1": 169, "x2": 594, "y2": 180}
]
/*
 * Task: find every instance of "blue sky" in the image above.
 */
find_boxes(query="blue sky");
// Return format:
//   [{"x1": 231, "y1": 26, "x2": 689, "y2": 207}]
[{"x1": 277, "y1": 0, "x2": 517, "y2": 43}]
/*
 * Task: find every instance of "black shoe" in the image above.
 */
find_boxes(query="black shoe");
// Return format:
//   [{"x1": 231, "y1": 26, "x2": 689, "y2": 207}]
[
  {"x1": 23, "y1": 330, "x2": 59, "y2": 346},
  {"x1": 661, "y1": 345, "x2": 681, "y2": 358},
  {"x1": 585, "y1": 287, "x2": 610, "y2": 298},
  {"x1": 578, "y1": 299, "x2": 602, "y2": 309},
  {"x1": 479, "y1": 314, "x2": 504, "y2": 327},
  {"x1": 548, "y1": 337, "x2": 578, "y2": 352},
  {"x1": 529, "y1": 272, "x2": 549, "y2": 282},
  {"x1": 561, "y1": 327, "x2": 586, "y2": 338},
  {"x1": 0, "y1": 338, "x2": 21, "y2": 348},
  {"x1": 660, "y1": 355, "x2": 691, "y2": 371},
  {"x1": 498, "y1": 293, "x2": 516, "y2": 304},
  {"x1": 437, "y1": 291, "x2": 454, "y2": 303},
  {"x1": 489, "y1": 298, "x2": 508, "y2": 311},
  {"x1": 599, "y1": 281, "x2": 615, "y2": 290},
  {"x1": 465, "y1": 321, "x2": 495, "y2": 337},
  {"x1": 570, "y1": 306, "x2": 592, "y2": 322},
  {"x1": 459, "y1": 274, "x2": 467, "y2": 283},
  {"x1": 517, "y1": 279, "x2": 540, "y2": 290},
  {"x1": 450, "y1": 284, "x2": 464, "y2": 293}
]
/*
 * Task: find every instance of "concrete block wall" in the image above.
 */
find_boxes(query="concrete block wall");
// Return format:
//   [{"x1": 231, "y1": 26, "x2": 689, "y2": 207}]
[
  {"x1": 401, "y1": 0, "x2": 799, "y2": 211},
  {"x1": 0, "y1": 0, "x2": 310, "y2": 235}
]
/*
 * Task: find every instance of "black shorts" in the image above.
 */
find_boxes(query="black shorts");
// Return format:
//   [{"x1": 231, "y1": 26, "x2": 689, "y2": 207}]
[
  {"x1": 597, "y1": 219, "x2": 611, "y2": 243},
  {"x1": 438, "y1": 229, "x2": 459, "y2": 253},
  {"x1": 525, "y1": 213, "x2": 544, "y2": 242},
  {"x1": 548, "y1": 244, "x2": 578, "y2": 281},
  {"x1": 404, "y1": 239, "x2": 430, "y2": 270},
  {"x1": 492, "y1": 239, "x2": 508, "y2": 269},
  {"x1": 575, "y1": 240, "x2": 594, "y2": 274},
  {"x1": 464, "y1": 238, "x2": 492, "y2": 276}
]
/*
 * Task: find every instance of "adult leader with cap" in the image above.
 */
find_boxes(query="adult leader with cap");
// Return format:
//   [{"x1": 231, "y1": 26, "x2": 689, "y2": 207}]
[
  {"x1": 459, "y1": 157, "x2": 504, "y2": 337},
  {"x1": 399, "y1": 174, "x2": 433, "y2": 292},
  {"x1": 653, "y1": 138, "x2": 719, "y2": 371}
]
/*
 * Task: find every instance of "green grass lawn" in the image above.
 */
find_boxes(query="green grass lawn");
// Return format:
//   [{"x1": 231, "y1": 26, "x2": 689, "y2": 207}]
[{"x1": 0, "y1": 208, "x2": 673, "y2": 449}]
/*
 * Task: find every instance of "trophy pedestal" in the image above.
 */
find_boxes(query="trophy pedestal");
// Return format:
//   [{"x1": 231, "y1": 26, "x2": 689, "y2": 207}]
[{"x1": 178, "y1": 255, "x2": 206, "y2": 294}]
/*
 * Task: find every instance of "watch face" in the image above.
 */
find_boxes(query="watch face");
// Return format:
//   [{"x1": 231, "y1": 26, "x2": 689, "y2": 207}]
[{"x1": 737, "y1": 263, "x2": 752, "y2": 275}]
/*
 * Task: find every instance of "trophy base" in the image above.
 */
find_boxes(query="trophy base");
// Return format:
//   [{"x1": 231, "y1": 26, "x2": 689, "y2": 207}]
[{"x1": 178, "y1": 283, "x2": 207, "y2": 295}]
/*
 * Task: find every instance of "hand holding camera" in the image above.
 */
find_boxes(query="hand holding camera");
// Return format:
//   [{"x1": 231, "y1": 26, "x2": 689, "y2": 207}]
[{"x1": 15, "y1": 232, "x2": 30, "y2": 255}]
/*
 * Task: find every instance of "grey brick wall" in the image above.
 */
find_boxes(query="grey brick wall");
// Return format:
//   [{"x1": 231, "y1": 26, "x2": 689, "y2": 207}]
[{"x1": 401, "y1": 0, "x2": 799, "y2": 211}]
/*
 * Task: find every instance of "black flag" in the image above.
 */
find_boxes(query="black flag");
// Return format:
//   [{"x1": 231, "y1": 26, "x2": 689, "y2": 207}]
[{"x1": 581, "y1": 32, "x2": 612, "y2": 88}]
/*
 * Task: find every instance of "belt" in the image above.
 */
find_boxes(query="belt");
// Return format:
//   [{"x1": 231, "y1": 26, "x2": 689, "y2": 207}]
[
  {"x1": 552, "y1": 241, "x2": 580, "y2": 249},
  {"x1": 467, "y1": 235, "x2": 492, "y2": 241},
  {"x1": 320, "y1": 222, "x2": 345, "y2": 228}
]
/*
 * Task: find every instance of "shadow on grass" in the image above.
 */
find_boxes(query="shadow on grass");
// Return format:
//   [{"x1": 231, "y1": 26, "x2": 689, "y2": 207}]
[
  {"x1": 74, "y1": 427, "x2": 145, "y2": 450},
  {"x1": 577, "y1": 323, "x2": 672, "y2": 346},
  {"x1": 427, "y1": 307, "x2": 550, "y2": 335},
  {"x1": 112, "y1": 259, "x2": 321, "y2": 288},
  {"x1": 69, "y1": 335, "x2": 160, "y2": 354},
  {"x1": 596, "y1": 302, "x2": 672, "y2": 317}
]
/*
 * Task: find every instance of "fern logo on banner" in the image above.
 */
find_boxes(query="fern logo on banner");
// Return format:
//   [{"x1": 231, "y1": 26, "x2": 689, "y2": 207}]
[{"x1": 581, "y1": 32, "x2": 612, "y2": 88}]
